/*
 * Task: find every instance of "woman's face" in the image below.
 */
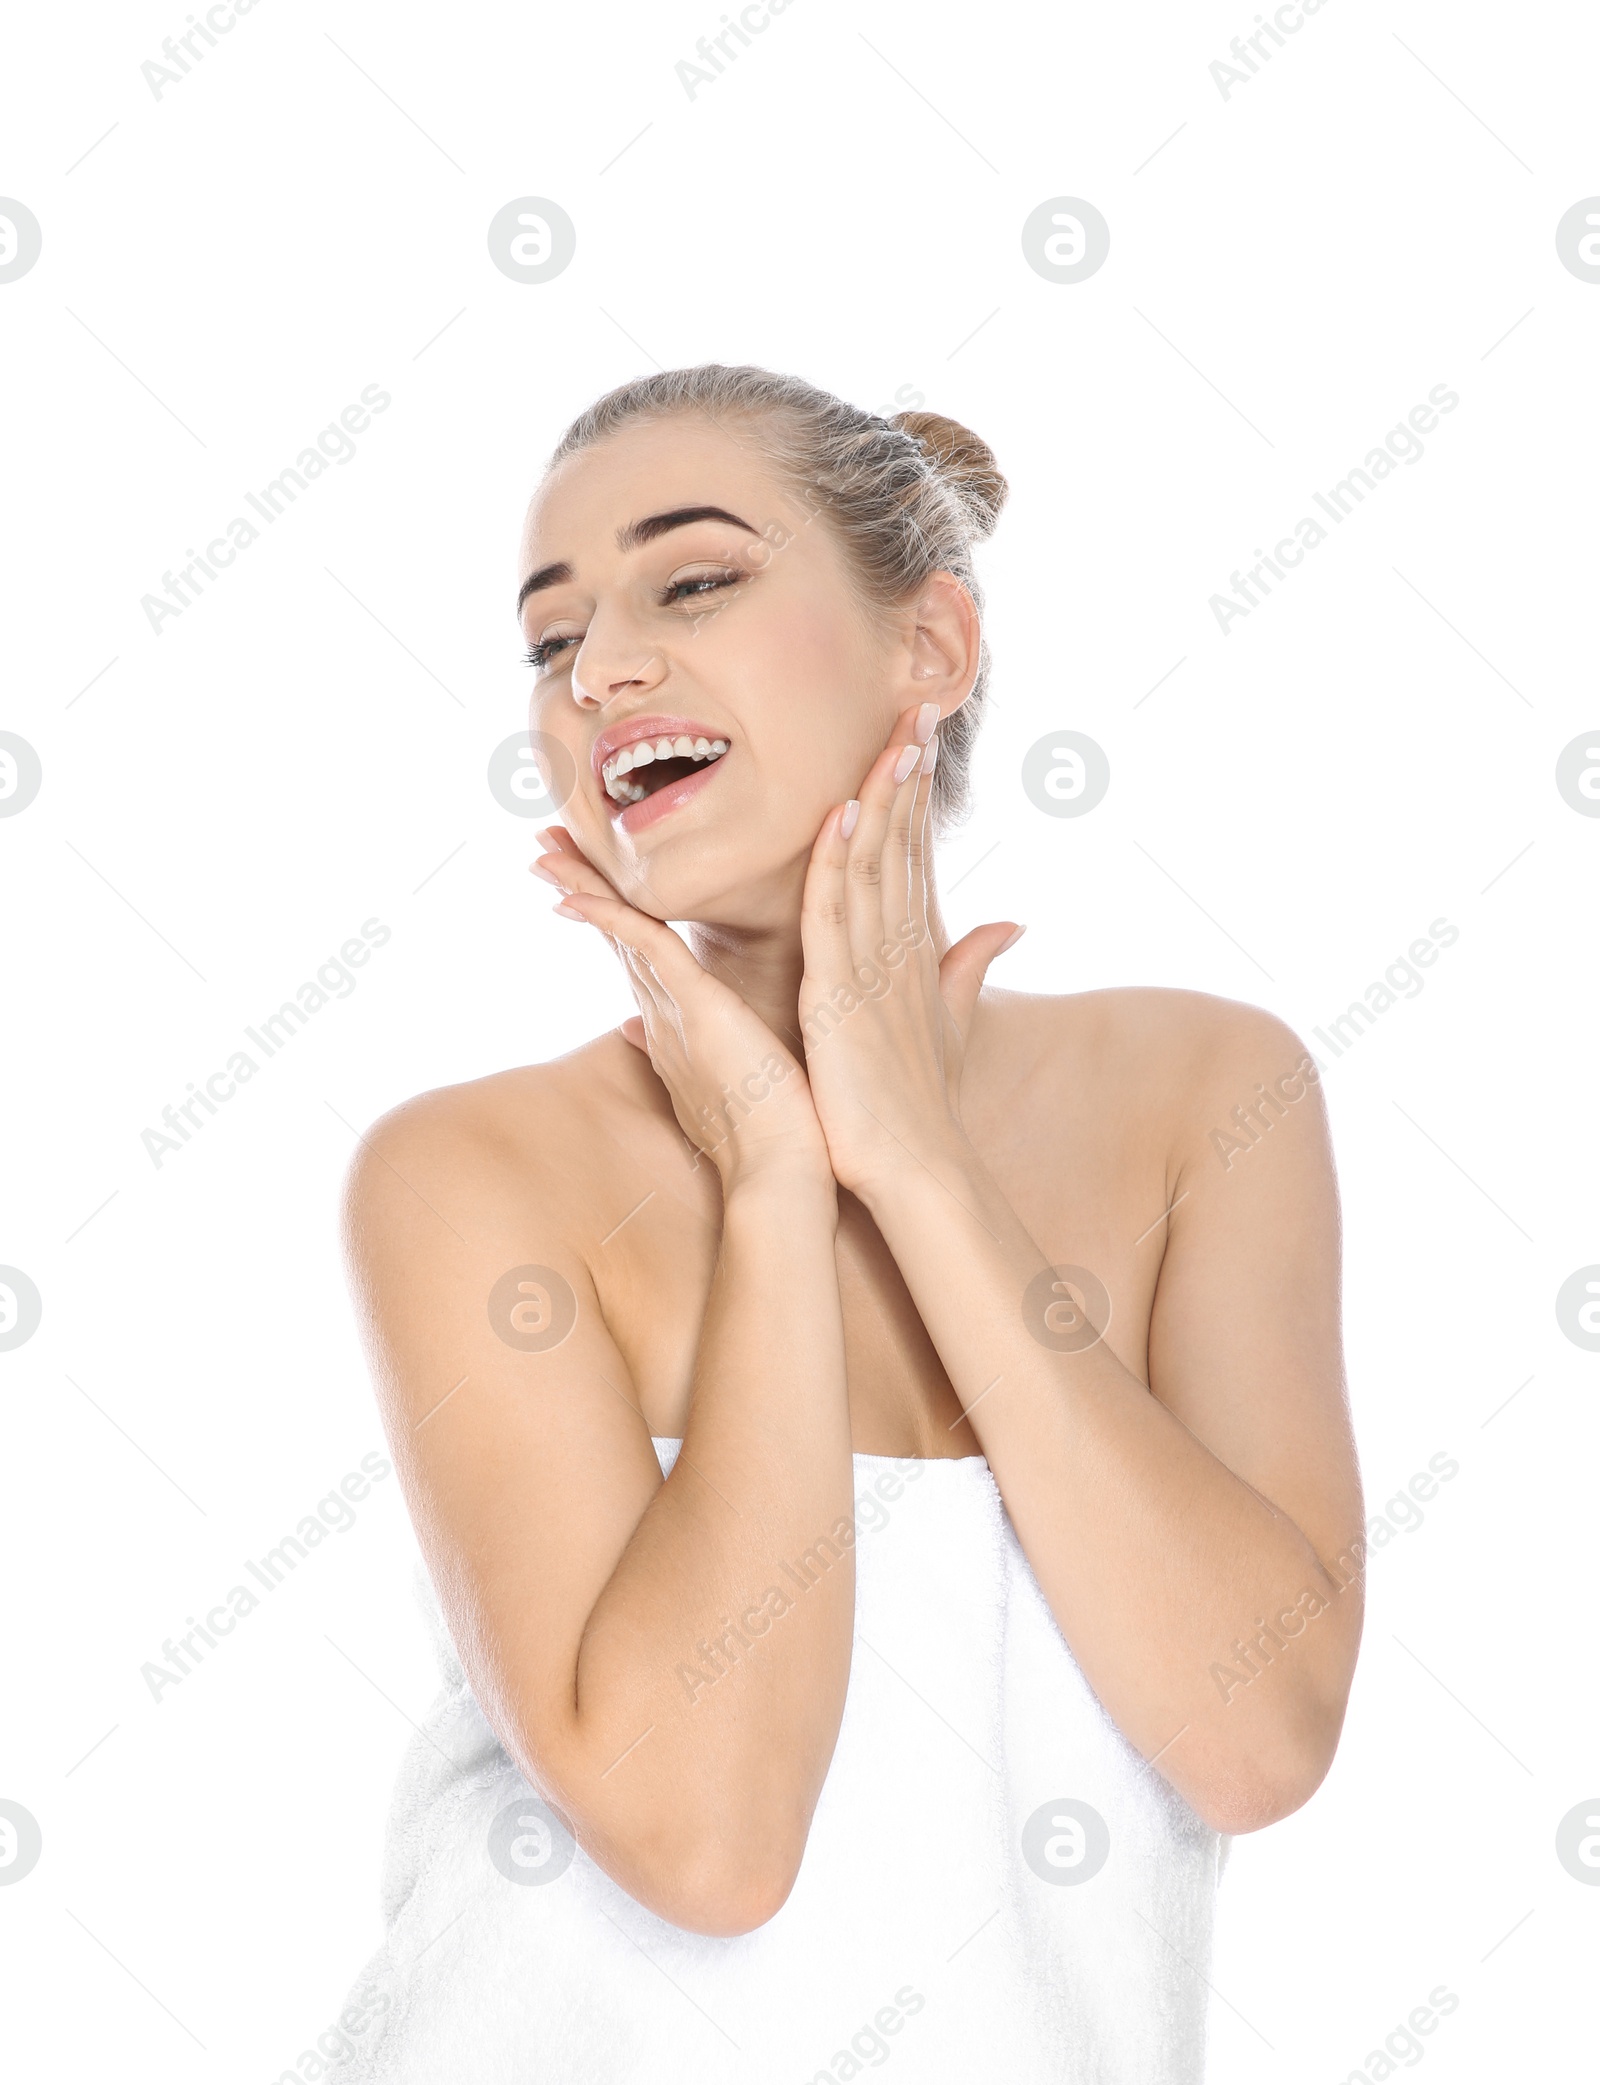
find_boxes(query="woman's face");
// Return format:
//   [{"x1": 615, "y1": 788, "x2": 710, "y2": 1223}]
[{"x1": 516, "y1": 414, "x2": 917, "y2": 925}]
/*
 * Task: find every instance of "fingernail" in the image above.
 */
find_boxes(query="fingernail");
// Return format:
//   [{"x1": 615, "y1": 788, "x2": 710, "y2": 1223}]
[
  {"x1": 529, "y1": 861, "x2": 567, "y2": 888},
  {"x1": 840, "y1": 799, "x2": 860, "y2": 838},
  {"x1": 914, "y1": 700, "x2": 939, "y2": 744},
  {"x1": 893, "y1": 743, "x2": 920, "y2": 784},
  {"x1": 999, "y1": 923, "x2": 1027, "y2": 953},
  {"x1": 552, "y1": 899, "x2": 585, "y2": 920},
  {"x1": 919, "y1": 736, "x2": 938, "y2": 776}
]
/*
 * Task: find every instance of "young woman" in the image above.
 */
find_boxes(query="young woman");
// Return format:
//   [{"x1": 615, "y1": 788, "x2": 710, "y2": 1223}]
[{"x1": 334, "y1": 364, "x2": 1364, "y2": 2081}]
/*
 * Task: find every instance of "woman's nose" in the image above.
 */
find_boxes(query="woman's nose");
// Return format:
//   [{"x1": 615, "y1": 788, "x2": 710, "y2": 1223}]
[{"x1": 569, "y1": 611, "x2": 667, "y2": 710}]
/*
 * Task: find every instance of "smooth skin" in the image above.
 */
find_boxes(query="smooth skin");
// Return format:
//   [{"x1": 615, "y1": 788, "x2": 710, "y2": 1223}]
[{"x1": 342, "y1": 412, "x2": 1364, "y2": 1939}]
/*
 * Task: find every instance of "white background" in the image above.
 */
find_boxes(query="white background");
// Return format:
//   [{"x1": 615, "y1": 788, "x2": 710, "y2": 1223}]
[{"x1": 2, "y1": 0, "x2": 1597, "y2": 2077}]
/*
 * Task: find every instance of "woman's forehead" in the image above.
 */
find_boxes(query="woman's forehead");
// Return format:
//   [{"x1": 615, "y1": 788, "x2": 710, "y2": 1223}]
[
  {"x1": 528, "y1": 417, "x2": 781, "y2": 529},
  {"x1": 517, "y1": 423, "x2": 820, "y2": 592}
]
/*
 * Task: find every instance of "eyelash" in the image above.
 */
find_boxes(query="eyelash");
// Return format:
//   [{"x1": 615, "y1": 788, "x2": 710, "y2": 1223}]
[{"x1": 522, "y1": 569, "x2": 744, "y2": 670}]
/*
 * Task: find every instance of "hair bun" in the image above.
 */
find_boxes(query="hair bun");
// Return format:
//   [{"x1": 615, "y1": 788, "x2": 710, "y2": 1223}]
[{"x1": 888, "y1": 410, "x2": 1008, "y2": 540}]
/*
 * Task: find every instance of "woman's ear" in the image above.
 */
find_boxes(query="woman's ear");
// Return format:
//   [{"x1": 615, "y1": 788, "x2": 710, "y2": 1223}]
[{"x1": 904, "y1": 571, "x2": 980, "y2": 718}]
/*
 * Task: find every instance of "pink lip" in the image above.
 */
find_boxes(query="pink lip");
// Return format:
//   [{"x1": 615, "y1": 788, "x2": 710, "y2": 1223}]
[
  {"x1": 614, "y1": 753, "x2": 728, "y2": 833},
  {"x1": 590, "y1": 713, "x2": 730, "y2": 789}
]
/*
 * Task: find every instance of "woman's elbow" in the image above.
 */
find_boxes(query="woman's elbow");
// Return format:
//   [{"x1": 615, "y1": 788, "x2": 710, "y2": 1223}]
[
  {"x1": 656, "y1": 1845, "x2": 802, "y2": 1936},
  {"x1": 1189, "y1": 1718, "x2": 1343, "y2": 1836},
  {"x1": 579, "y1": 1808, "x2": 804, "y2": 1935}
]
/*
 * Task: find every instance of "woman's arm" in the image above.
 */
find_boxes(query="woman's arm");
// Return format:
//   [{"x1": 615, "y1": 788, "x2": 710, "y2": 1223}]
[
  {"x1": 344, "y1": 1050, "x2": 854, "y2": 1937},
  {"x1": 852, "y1": 1006, "x2": 1361, "y2": 1835},
  {"x1": 798, "y1": 722, "x2": 1363, "y2": 1835}
]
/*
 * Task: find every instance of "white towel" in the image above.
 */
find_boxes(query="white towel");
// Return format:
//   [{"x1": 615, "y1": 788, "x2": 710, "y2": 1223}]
[{"x1": 333, "y1": 1441, "x2": 1229, "y2": 2082}]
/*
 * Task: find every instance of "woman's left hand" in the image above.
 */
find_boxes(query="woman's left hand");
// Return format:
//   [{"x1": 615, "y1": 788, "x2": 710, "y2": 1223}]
[{"x1": 798, "y1": 700, "x2": 1025, "y2": 1200}]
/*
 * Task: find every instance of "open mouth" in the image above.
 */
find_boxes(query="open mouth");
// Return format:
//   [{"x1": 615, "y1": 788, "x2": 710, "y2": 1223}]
[{"x1": 601, "y1": 733, "x2": 730, "y2": 808}]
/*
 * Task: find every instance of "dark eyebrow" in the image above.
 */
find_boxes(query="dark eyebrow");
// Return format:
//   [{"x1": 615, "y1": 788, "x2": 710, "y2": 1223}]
[{"x1": 515, "y1": 505, "x2": 757, "y2": 615}]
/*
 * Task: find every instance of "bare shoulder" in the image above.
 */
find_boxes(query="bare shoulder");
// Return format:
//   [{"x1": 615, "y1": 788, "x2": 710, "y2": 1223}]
[
  {"x1": 340, "y1": 1028, "x2": 665, "y2": 1253},
  {"x1": 972, "y1": 982, "x2": 1328, "y2": 1175},
  {"x1": 978, "y1": 978, "x2": 1313, "y2": 1089}
]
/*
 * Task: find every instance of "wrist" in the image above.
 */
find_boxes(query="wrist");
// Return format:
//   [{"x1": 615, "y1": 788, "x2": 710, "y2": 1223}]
[
  {"x1": 847, "y1": 1120, "x2": 983, "y2": 1216},
  {"x1": 719, "y1": 1153, "x2": 840, "y2": 1215}
]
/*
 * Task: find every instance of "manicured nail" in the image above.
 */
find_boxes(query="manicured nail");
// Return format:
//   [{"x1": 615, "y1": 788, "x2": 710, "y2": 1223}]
[
  {"x1": 529, "y1": 860, "x2": 567, "y2": 888},
  {"x1": 893, "y1": 743, "x2": 921, "y2": 784},
  {"x1": 919, "y1": 736, "x2": 938, "y2": 776},
  {"x1": 840, "y1": 799, "x2": 860, "y2": 838},
  {"x1": 914, "y1": 700, "x2": 939, "y2": 744},
  {"x1": 999, "y1": 923, "x2": 1027, "y2": 953},
  {"x1": 552, "y1": 899, "x2": 586, "y2": 920}
]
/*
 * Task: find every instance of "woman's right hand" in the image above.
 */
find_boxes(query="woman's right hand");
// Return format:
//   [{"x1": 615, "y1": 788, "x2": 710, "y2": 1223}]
[{"x1": 531, "y1": 827, "x2": 834, "y2": 1192}]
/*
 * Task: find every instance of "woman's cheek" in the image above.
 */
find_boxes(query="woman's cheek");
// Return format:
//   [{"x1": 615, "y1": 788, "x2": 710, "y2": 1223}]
[{"x1": 760, "y1": 611, "x2": 890, "y2": 779}]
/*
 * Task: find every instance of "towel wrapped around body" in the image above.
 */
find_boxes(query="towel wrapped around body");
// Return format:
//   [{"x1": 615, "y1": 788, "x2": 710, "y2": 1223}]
[{"x1": 334, "y1": 1439, "x2": 1229, "y2": 2082}]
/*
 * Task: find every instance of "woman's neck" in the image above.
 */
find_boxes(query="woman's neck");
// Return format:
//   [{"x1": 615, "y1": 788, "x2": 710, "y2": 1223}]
[{"x1": 685, "y1": 891, "x2": 955, "y2": 1059}]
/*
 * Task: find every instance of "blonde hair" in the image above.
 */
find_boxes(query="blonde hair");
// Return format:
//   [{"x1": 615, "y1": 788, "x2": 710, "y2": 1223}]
[{"x1": 545, "y1": 364, "x2": 1008, "y2": 833}]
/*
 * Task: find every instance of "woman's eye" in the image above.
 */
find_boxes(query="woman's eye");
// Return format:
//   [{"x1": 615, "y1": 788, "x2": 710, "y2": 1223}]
[
  {"x1": 662, "y1": 568, "x2": 742, "y2": 605},
  {"x1": 521, "y1": 570, "x2": 743, "y2": 669},
  {"x1": 523, "y1": 634, "x2": 578, "y2": 670}
]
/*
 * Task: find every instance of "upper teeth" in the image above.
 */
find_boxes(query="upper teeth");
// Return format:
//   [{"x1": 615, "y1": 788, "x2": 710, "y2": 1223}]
[{"x1": 601, "y1": 735, "x2": 728, "y2": 804}]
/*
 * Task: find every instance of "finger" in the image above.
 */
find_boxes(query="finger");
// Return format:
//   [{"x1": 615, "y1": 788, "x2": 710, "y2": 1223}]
[
  {"x1": 883, "y1": 706, "x2": 939, "y2": 955},
  {"x1": 535, "y1": 822, "x2": 584, "y2": 861},
  {"x1": 939, "y1": 920, "x2": 1026, "y2": 1037},
  {"x1": 530, "y1": 853, "x2": 611, "y2": 902},
  {"x1": 530, "y1": 831, "x2": 624, "y2": 900},
  {"x1": 799, "y1": 799, "x2": 854, "y2": 990},
  {"x1": 625, "y1": 958, "x2": 687, "y2": 1070},
  {"x1": 618, "y1": 1013, "x2": 649, "y2": 1052},
  {"x1": 898, "y1": 726, "x2": 938, "y2": 968},
  {"x1": 842, "y1": 707, "x2": 926, "y2": 973},
  {"x1": 549, "y1": 885, "x2": 705, "y2": 1002}
]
